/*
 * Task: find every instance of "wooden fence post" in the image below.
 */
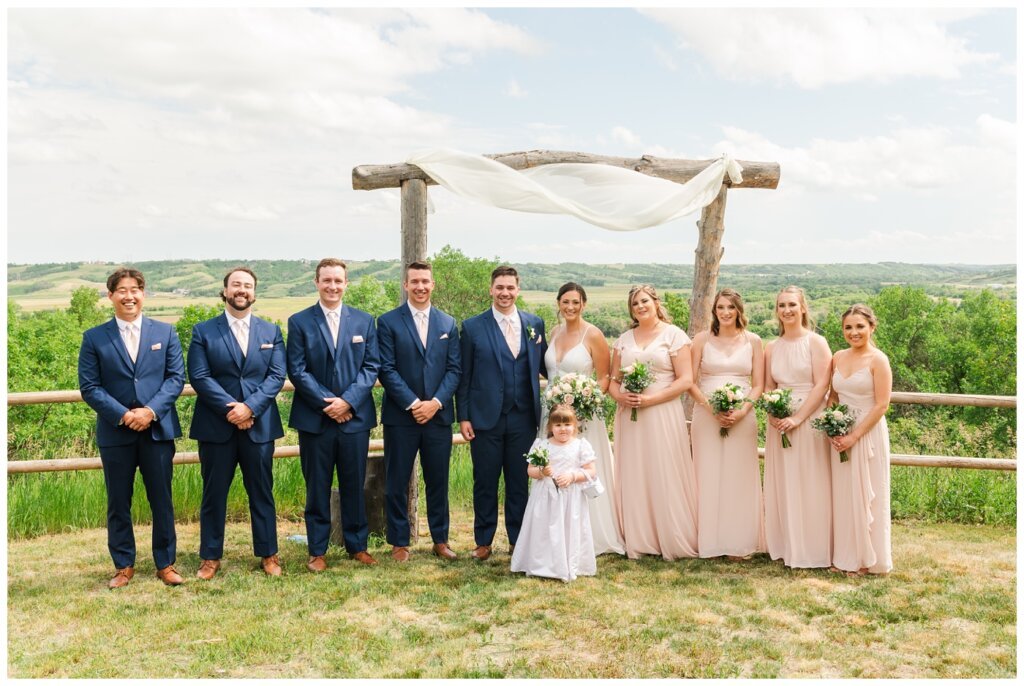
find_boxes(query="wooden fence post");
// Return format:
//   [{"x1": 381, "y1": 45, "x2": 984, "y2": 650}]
[
  {"x1": 398, "y1": 178, "x2": 429, "y2": 544},
  {"x1": 689, "y1": 183, "x2": 729, "y2": 338}
]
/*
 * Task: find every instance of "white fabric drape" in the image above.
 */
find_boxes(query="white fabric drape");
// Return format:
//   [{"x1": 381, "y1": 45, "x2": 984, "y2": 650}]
[{"x1": 405, "y1": 148, "x2": 744, "y2": 232}]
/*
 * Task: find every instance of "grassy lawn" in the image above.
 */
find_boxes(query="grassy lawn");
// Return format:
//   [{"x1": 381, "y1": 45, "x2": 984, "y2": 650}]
[{"x1": 7, "y1": 515, "x2": 1015, "y2": 678}]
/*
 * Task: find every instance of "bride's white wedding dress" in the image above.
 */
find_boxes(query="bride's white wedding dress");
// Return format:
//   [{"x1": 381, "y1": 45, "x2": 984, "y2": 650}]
[{"x1": 543, "y1": 326, "x2": 626, "y2": 556}]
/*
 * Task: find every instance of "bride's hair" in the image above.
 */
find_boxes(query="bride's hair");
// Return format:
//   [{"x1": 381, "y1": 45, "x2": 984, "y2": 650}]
[
  {"x1": 555, "y1": 282, "x2": 588, "y2": 324},
  {"x1": 627, "y1": 284, "x2": 671, "y2": 328}
]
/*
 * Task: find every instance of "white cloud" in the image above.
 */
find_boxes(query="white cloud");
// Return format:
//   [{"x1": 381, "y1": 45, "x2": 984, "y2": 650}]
[
  {"x1": 8, "y1": 8, "x2": 536, "y2": 137},
  {"x1": 210, "y1": 201, "x2": 282, "y2": 221},
  {"x1": 504, "y1": 79, "x2": 528, "y2": 98},
  {"x1": 710, "y1": 122, "x2": 1013, "y2": 195},
  {"x1": 641, "y1": 8, "x2": 997, "y2": 88},
  {"x1": 975, "y1": 114, "x2": 1015, "y2": 149},
  {"x1": 611, "y1": 126, "x2": 642, "y2": 147}
]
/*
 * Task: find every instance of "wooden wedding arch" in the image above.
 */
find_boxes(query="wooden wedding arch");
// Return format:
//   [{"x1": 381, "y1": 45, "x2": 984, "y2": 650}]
[
  {"x1": 351, "y1": 150, "x2": 781, "y2": 335},
  {"x1": 351, "y1": 150, "x2": 781, "y2": 541}
]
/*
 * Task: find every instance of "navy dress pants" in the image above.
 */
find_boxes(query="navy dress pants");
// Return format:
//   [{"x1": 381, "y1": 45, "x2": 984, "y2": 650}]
[
  {"x1": 99, "y1": 432, "x2": 177, "y2": 570},
  {"x1": 384, "y1": 422, "x2": 453, "y2": 547},
  {"x1": 198, "y1": 431, "x2": 278, "y2": 559},
  {"x1": 470, "y1": 406, "x2": 535, "y2": 547},
  {"x1": 299, "y1": 426, "x2": 370, "y2": 556}
]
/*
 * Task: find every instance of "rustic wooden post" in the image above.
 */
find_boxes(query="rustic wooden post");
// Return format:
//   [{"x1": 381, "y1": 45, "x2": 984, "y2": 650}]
[
  {"x1": 688, "y1": 183, "x2": 729, "y2": 338},
  {"x1": 398, "y1": 178, "x2": 429, "y2": 544}
]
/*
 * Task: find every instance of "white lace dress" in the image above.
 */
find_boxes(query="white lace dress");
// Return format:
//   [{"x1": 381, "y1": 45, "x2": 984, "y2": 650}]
[
  {"x1": 541, "y1": 328, "x2": 625, "y2": 555},
  {"x1": 511, "y1": 437, "x2": 597, "y2": 582}
]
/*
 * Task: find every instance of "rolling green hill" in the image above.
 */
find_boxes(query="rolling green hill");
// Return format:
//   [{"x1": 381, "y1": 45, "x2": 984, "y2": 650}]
[{"x1": 7, "y1": 259, "x2": 1015, "y2": 302}]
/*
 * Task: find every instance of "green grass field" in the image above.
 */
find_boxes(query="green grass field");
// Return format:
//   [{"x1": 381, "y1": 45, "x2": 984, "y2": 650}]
[{"x1": 6, "y1": 515, "x2": 1015, "y2": 678}]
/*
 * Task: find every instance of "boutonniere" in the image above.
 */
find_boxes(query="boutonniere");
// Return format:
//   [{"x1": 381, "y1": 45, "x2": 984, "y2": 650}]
[{"x1": 527, "y1": 325, "x2": 538, "y2": 342}]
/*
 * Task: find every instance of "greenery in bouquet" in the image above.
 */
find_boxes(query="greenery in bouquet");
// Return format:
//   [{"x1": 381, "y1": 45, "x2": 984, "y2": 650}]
[
  {"x1": 708, "y1": 382, "x2": 750, "y2": 437},
  {"x1": 811, "y1": 403, "x2": 858, "y2": 462},
  {"x1": 544, "y1": 372, "x2": 605, "y2": 422},
  {"x1": 620, "y1": 362, "x2": 655, "y2": 422},
  {"x1": 755, "y1": 388, "x2": 796, "y2": 448}
]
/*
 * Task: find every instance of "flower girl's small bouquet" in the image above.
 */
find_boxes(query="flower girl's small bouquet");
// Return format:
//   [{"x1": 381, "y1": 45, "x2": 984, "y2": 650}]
[
  {"x1": 708, "y1": 383, "x2": 749, "y2": 437},
  {"x1": 811, "y1": 403, "x2": 858, "y2": 463},
  {"x1": 756, "y1": 388, "x2": 796, "y2": 448},
  {"x1": 544, "y1": 373, "x2": 605, "y2": 422},
  {"x1": 525, "y1": 443, "x2": 559, "y2": 491},
  {"x1": 524, "y1": 444, "x2": 550, "y2": 469},
  {"x1": 620, "y1": 362, "x2": 655, "y2": 422}
]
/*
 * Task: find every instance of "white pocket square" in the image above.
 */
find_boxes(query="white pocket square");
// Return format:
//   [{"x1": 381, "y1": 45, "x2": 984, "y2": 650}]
[
  {"x1": 150, "y1": 342, "x2": 162, "y2": 351},
  {"x1": 352, "y1": 335, "x2": 364, "y2": 343},
  {"x1": 260, "y1": 343, "x2": 274, "y2": 350},
  {"x1": 439, "y1": 333, "x2": 449, "y2": 340}
]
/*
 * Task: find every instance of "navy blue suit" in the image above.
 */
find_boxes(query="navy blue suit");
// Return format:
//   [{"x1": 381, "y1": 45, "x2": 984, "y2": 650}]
[
  {"x1": 377, "y1": 304, "x2": 461, "y2": 546},
  {"x1": 78, "y1": 316, "x2": 185, "y2": 570},
  {"x1": 287, "y1": 303, "x2": 379, "y2": 555},
  {"x1": 455, "y1": 309, "x2": 547, "y2": 547},
  {"x1": 188, "y1": 313, "x2": 286, "y2": 560}
]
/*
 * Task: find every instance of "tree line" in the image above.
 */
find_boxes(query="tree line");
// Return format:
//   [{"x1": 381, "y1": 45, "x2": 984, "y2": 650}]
[{"x1": 7, "y1": 247, "x2": 1016, "y2": 467}]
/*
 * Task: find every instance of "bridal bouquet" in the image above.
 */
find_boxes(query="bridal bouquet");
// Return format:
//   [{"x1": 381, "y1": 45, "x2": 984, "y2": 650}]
[
  {"x1": 708, "y1": 383, "x2": 749, "y2": 437},
  {"x1": 756, "y1": 388, "x2": 796, "y2": 448},
  {"x1": 811, "y1": 403, "x2": 858, "y2": 463},
  {"x1": 544, "y1": 373, "x2": 605, "y2": 422},
  {"x1": 620, "y1": 362, "x2": 655, "y2": 422}
]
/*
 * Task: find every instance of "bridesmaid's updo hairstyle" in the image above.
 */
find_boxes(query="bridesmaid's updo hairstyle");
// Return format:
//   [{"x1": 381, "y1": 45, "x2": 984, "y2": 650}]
[
  {"x1": 710, "y1": 288, "x2": 748, "y2": 336},
  {"x1": 841, "y1": 303, "x2": 878, "y2": 343},
  {"x1": 627, "y1": 284, "x2": 672, "y2": 328},
  {"x1": 774, "y1": 285, "x2": 814, "y2": 334},
  {"x1": 546, "y1": 404, "x2": 579, "y2": 437}
]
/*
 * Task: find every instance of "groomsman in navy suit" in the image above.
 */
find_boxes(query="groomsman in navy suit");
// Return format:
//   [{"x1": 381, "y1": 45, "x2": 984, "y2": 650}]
[
  {"x1": 456, "y1": 265, "x2": 547, "y2": 560},
  {"x1": 287, "y1": 258, "x2": 380, "y2": 570},
  {"x1": 188, "y1": 267, "x2": 286, "y2": 579},
  {"x1": 78, "y1": 268, "x2": 185, "y2": 588},
  {"x1": 377, "y1": 261, "x2": 461, "y2": 562}
]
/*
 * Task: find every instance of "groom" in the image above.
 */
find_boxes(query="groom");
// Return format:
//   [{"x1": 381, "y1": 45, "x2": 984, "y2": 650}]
[{"x1": 457, "y1": 265, "x2": 547, "y2": 560}]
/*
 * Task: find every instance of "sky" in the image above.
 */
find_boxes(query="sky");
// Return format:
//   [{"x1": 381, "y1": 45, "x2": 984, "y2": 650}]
[{"x1": 6, "y1": 7, "x2": 1019, "y2": 266}]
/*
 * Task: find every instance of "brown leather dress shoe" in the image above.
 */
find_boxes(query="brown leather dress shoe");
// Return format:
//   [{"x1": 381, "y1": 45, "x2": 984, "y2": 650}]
[
  {"x1": 470, "y1": 545, "x2": 492, "y2": 561},
  {"x1": 307, "y1": 555, "x2": 327, "y2": 573},
  {"x1": 432, "y1": 543, "x2": 457, "y2": 560},
  {"x1": 351, "y1": 551, "x2": 378, "y2": 566},
  {"x1": 261, "y1": 555, "x2": 282, "y2": 577},
  {"x1": 391, "y1": 546, "x2": 411, "y2": 563},
  {"x1": 509, "y1": 544, "x2": 516, "y2": 556},
  {"x1": 196, "y1": 559, "x2": 221, "y2": 580},
  {"x1": 156, "y1": 565, "x2": 184, "y2": 586},
  {"x1": 108, "y1": 566, "x2": 135, "y2": 589}
]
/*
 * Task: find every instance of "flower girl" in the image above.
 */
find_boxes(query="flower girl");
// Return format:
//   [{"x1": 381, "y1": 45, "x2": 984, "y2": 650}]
[{"x1": 511, "y1": 405, "x2": 598, "y2": 582}]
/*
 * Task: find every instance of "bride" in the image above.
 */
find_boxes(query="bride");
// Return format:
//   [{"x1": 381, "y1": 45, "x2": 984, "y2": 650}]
[{"x1": 542, "y1": 282, "x2": 625, "y2": 556}]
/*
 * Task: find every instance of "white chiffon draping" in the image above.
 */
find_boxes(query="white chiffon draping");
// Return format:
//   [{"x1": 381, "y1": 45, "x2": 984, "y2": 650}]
[{"x1": 406, "y1": 148, "x2": 744, "y2": 232}]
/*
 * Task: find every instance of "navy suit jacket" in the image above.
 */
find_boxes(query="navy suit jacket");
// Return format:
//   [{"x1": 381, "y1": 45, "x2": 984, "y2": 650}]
[
  {"x1": 455, "y1": 309, "x2": 547, "y2": 432},
  {"x1": 286, "y1": 302, "x2": 380, "y2": 435},
  {"x1": 187, "y1": 313, "x2": 286, "y2": 444},
  {"x1": 78, "y1": 316, "x2": 185, "y2": 448},
  {"x1": 377, "y1": 304, "x2": 461, "y2": 427}
]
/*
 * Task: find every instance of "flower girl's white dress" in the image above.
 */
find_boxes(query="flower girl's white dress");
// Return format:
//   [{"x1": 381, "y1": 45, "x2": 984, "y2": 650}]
[{"x1": 511, "y1": 437, "x2": 597, "y2": 582}]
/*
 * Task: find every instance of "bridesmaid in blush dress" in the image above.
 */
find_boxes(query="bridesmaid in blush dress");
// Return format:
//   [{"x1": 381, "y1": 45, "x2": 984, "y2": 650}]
[
  {"x1": 609, "y1": 285, "x2": 698, "y2": 560},
  {"x1": 827, "y1": 304, "x2": 893, "y2": 576},
  {"x1": 763, "y1": 285, "x2": 833, "y2": 569},
  {"x1": 689, "y1": 289, "x2": 766, "y2": 560},
  {"x1": 543, "y1": 282, "x2": 625, "y2": 556}
]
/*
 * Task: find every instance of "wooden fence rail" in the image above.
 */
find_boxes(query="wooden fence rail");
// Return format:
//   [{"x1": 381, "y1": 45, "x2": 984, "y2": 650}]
[{"x1": 6, "y1": 388, "x2": 1016, "y2": 474}]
